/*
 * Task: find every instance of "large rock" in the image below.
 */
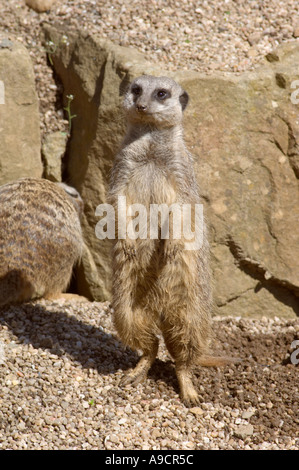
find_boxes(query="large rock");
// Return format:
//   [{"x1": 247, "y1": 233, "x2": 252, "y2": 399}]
[
  {"x1": 44, "y1": 25, "x2": 299, "y2": 318},
  {"x1": 0, "y1": 39, "x2": 42, "y2": 185}
]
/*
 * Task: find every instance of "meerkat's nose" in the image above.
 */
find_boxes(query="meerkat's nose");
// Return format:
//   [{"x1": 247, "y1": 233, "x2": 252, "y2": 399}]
[{"x1": 136, "y1": 104, "x2": 147, "y2": 112}]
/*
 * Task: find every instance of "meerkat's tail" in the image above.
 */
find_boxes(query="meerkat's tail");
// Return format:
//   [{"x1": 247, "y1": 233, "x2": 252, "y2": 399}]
[
  {"x1": 0, "y1": 270, "x2": 35, "y2": 306},
  {"x1": 196, "y1": 355, "x2": 242, "y2": 367}
]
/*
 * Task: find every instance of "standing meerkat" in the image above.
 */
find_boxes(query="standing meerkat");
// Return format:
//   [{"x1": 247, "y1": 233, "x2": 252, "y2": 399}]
[
  {"x1": 108, "y1": 75, "x2": 237, "y2": 406},
  {"x1": 0, "y1": 177, "x2": 84, "y2": 306}
]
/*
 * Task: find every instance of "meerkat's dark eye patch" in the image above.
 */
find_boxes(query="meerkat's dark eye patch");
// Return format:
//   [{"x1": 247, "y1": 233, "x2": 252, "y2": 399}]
[
  {"x1": 155, "y1": 89, "x2": 170, "y2": 101},
  {"x1": 131, "y1": 85, "x2": 142, "y2": 96}
]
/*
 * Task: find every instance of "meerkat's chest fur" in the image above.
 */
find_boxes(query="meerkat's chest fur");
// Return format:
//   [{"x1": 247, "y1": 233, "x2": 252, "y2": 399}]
[{"x1": 122, "y1": 128, "x2": 185, "y2": 207}]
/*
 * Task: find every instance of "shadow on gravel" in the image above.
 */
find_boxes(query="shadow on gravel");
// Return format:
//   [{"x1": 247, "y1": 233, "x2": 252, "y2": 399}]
[
  {"x1": 0, "y1": 302, "x2": 197, "y2": 392},
  {"x1": 0, "y1": 302, "x2": 188, "y2": 392},
  {"x1": 1, "y1": 303, "x2": 298, "y2": 408},
  {"x1": 148, "y1": 358, "x2": 179, "y2": 394},
  {"x1": 0, "y1": 302, "x2": 139, "y2": 376}
]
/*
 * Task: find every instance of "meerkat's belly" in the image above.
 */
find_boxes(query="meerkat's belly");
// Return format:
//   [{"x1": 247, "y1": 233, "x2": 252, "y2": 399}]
[{"x1": 125, "y1": 162, "x2": 177, "y2": 208}]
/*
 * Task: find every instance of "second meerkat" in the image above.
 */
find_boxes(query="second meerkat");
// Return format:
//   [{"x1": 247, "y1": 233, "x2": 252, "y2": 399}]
[
  {"x1": 108, "y1": 75, "x2": 235, "y2": 406},
  {"x1": 0, "y1": 178, "x2": 84, "y2": 306}
]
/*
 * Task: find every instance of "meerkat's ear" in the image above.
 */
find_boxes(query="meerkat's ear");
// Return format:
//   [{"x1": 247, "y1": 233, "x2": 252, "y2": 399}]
[{"x1": 179, "y1": 90, "x2": 189, "y2": 111}]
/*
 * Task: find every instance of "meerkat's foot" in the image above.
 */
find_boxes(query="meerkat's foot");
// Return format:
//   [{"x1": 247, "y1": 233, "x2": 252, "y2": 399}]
[
  {"x1": 120, "y1": 339, "x2": 159, "y2": 387},
  {"x1": 120, "y1": 367, "x2": 147, "y2": 387},
  {"x1": 181, "y1": 387, "x2": 200, "y2": 408},
  {"x1": 176, "y1": 366, "x2": 200, "y2": 407},
  {"x1": 120, "y1": 355, "x2": 153, "y2": 387}
]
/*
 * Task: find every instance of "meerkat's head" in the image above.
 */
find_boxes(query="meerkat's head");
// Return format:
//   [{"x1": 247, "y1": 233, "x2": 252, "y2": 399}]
[
  {"x1": 57, "y1": 182, "x2": 84, "y2": 217},
  {"x1": 123, "y1": 75, "x2": 189, "y2": 128}
]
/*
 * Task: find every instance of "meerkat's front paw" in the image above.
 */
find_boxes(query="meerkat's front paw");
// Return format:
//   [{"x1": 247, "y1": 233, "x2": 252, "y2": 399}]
[
  {"x1": 163, "y1": 239, "x2": 184, "y2": 261},
  {"x1": 121, "y1": 239, "x2": 137, "y2": 260}
]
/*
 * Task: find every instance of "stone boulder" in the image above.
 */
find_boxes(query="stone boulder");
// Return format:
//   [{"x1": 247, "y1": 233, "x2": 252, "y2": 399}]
[
  {"x1": 0, "y1": 39, "x2": 42, "y2": 185},
  {"x1": 44, "y1": 25, "x2": 299, "y2": 318}
]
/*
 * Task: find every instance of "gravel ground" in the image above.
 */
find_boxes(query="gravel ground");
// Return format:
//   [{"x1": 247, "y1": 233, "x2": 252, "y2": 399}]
[
  {"x1": 0, "y1": 0, "x2": 298, "y2": 451},
  {"x1": 0, "y1": 299, "x2": 298, "y2": 450}
]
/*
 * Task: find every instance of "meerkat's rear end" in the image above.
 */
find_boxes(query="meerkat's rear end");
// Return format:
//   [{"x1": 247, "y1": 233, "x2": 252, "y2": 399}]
[
  {"x1": 0, "y1": 177, "x2": 84, "y2": 306},
  {"x1": 108, "y1": 75, "x2": 237, "y2": 406}
]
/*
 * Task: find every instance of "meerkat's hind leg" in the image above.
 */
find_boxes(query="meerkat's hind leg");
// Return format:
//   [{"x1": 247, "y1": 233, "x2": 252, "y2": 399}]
[
  {"x1": 119, "y1": 335, "x2": 159, "y2": 387},
  {"x1": 175, "y1": 363, "x2": 200, "y2": 407},
  {"x1": 160, "y1": 313, "x2": 207, "y2": 407},
  {"x1": 161, "y1": 334, "x2": 202, "y2": 406}
]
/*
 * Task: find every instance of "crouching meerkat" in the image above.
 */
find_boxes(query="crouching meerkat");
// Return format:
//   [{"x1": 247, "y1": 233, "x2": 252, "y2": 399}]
[
  {"x1": 108, "y1": 75, "x2": 238, "y2": 406},
  {"x1": 0, "y1": 177, "x2": 84, "y2": 306}
]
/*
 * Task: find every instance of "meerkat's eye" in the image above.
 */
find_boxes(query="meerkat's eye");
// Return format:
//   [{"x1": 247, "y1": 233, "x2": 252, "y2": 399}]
[
  {"x1": 58, "y1": 183, "x2": 80, "y2": 198},
  {"x1": 131, "y1": 85, "x2": 142, "y2": 96},
  {"x1": 156, "y1": 89, "x2": 170, "y2": 101}
]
